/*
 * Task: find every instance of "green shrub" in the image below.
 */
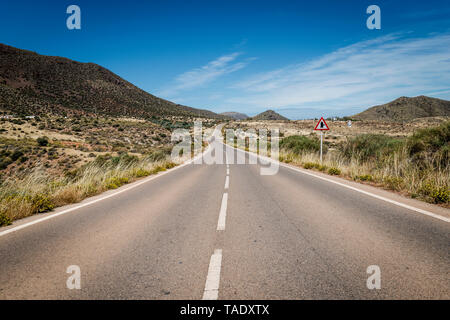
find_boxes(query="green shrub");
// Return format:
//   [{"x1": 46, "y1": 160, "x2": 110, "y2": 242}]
[
  {"x1": 419, "y1": 182, "x2": 434, "y2": 196},
  {"x1": 134, "y1": 168, "x2": 150, "y2": 178},
  {"x1": 328, "y1": 167, "x2": 341, "y2": 175},
  {"x1": 0, "y1": 212, "x2": 12, "y2": 226},
  {"x1": 303, "y1": 162, "x2": 317, "y2": 169},
  {"x1": 409, "y1": 122, "x2": 450, "y2": 153},
  {"x1": 0, "y1": 157, "x2": 13, "y2": 170},
  {"x1": 37, "y1": 136, "x2": 49, "y2": 147},
  {"x1": 11, "y1": 150, "x2": 24, "y2": 161},
  {"x1": 431, "y1": 187, "x2": 449, "y2": 204},
  {"x1": 105, "y1": 177, "x2": 129, "y2": 190},
  {"x1": 30, "y1": 194, "x2": 54, "y2": 213},
  {"x1": 383, "y1": 176, "x2": 404, "y2": 191},
  {"x1": 357, "y1": 174, "x2": 374, "y2": 181},
  {"x1": 150, "y1": 166, "x2": 166, "y2": 174},
  {"x1": 147, "y1": 149, "x2": 169, "y2": 162},
  {"x1": 280, "y1": 135, "x2": 324, "y2": 154},
  {"x1": 164, "y1": 162, "x2": 177, "y2": 170},
  {"x1": 340, "y1": 134, "x2": 402, "y2": 162},
  {"x1": 408, "y1": 121, "x2": 450, "y2": 167},
  {"x1": 111, "y1": 153, "x2": 138, "y2": 166}
]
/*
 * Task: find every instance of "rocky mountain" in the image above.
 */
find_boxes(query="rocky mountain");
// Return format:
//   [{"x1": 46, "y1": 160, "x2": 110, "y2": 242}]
[
  {"x1": 220, "y1": 111, "x2": 249, "y2": 120},
  {"x1": 251, "y1": 109, "x2": 289, "y2": 121},
  {"x1": 352, "y1": 96, "x2": 450, "y2": 121},
  {"x1": 0, "y1": 43, "x2": 221, "y2": 119}
]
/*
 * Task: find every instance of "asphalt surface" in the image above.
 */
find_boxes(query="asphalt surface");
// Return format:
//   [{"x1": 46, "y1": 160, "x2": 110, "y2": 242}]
[{"x1": 0, "y1": 129, "x2": 449, "y2": 299}]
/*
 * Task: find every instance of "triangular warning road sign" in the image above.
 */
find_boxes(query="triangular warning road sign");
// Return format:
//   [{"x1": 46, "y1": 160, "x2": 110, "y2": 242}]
[{"x1": 314, "y1": 117, "x2": 330, "y2": 131}]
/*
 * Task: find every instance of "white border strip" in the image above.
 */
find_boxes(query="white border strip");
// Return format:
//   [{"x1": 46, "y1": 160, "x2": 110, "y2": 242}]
[
  {"x1": 221, "y1": 142, "x2": 450, "y2": 223},
  {"x1": 0, "y1": 146, "x2": 212, "y2": 237}
]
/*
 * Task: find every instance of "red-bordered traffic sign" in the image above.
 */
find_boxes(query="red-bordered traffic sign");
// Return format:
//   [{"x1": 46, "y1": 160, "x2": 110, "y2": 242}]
[{"x1": 314, "y1": 117, "x2": 330, "y2": 131}]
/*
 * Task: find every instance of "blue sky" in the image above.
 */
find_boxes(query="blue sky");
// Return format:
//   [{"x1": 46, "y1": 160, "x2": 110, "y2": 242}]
[{"x1": 1, "y1": 0, "x2": 449, "y2": 119}]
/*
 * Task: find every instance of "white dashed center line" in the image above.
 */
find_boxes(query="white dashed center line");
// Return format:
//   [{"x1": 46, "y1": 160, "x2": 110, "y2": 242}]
[
  {"x1": 224, "y1": 176, "x2": 229, "y2": 189},
  {"x1": 202, "y1": 249, "x2": 223, "y2": 300},
  {"x1": 217, "y1": 193, "x2": 228, "y2": 231}
]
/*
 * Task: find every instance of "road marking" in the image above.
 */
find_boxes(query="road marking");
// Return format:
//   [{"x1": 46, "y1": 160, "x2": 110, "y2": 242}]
[
  {"x1": 221, "y1": 142, "x2": 450, "y2": 223},
  {"x1": 224, "y1": 176, "x2": 229, "y2": 189},
  {"x1": 226, "y1": 168, "x2": 230, "y2": 175},
  {"x1": 0, "y1": 146, "x2": 213, "y2": 237},
  {"x1": 217, "y1": 193, "x2": 228, "y2": 231},
  {"x1": 202, "y1": 249, "x2": 222, "y2": 300}
]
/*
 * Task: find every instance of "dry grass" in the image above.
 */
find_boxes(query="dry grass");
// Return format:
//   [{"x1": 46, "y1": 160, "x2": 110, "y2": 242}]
[
  {"x1": 0, "y1": 154, "x2": 177, "y2": 225},
  {"x1": 280, "y1": 146, "x2": 449, "y2": 206}
]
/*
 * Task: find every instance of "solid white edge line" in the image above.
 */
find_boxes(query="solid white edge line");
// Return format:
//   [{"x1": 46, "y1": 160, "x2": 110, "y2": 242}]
[
  {"x1": 224, "y1": 176, "x2": 229, "y2": 189},
  {"x1": 217, "y1": 193, "x2": 228, "y2": 231},
  {"x1": 202, "y1": 249, "x2": 223, "y2": 300},
  {"x1": 220, "y1": 141, "x2": 450, "y2": 223},
  {"x1": 0, "y1": 145, "x2": 213, "y2": 237}
]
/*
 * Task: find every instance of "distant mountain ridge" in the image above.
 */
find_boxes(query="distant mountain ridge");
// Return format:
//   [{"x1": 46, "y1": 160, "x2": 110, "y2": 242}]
[
  {"x1": 0, "y1": 43, "x2": 222, "y2": 118},
  {"x1": 220, "y1": 111, "x2": 249, "y2": 120},
  {"x1": 352, "y1": 96, "x2": 450, "y2": 121},
  {"x1": 252, "y1": 110, "x2": 289, "y2": 121}
]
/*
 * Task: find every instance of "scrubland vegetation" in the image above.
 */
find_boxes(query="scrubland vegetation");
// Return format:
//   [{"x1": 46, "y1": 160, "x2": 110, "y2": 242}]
[
  {"x1": 278, "y1": 122, "x2": 449, "y2": 206},
  {"x1": 0, "y1": 151, "x2": 176, "y2": 226},
  {"x1": 227, "y1": 121, "x2": 449, "y2": 207},
  {"x1": 0, "y1": 113, "x2": 218, "y2": 226}
]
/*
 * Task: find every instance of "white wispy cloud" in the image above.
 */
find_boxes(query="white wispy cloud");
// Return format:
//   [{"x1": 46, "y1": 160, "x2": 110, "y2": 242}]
[
  {"x1": 158, "y1": 52, "x2": 248, "y2": 97},
  {"x1": 228, "y1": 33, "x2": 450, "y2": 115}
]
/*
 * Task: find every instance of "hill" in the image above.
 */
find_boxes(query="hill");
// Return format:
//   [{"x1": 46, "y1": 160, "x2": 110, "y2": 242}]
[
  {"x1": 220, "y1": 111, "x2": 249, "y2": 120},
  {"x1": 252, "y1": 110, "x2": 289, "y2": 121},
  {"x1": 0, "y1": 43, "x2": 221, "y2": 119},
  {"x1": 352, "y1": 96, "x2": 450, "y2": 121}
]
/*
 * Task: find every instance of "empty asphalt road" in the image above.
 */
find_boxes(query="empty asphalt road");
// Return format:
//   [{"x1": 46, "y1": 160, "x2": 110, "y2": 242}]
[{"x1": 0, "y1": 128, "x2": 449, "y2": 300}]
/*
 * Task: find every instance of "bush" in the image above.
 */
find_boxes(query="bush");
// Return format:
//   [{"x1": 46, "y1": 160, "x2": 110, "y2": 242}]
[
  {"x1": 11, "y1": 150, "x2": 24, "y2": 161},
  {"x1": 357, "y1": 174, "x2": 374, "y2": 182},
  {"x1": 340, "y1": 134, "x2": 402, "y2": 162},
  {"x1": 165, "y1": 162, "x2": 177, "y2": 170},
  {"x1": 0, "y1": 212, "x2": 12, "y2": 226},
  {"x1": 303, "y1": 162, "x2": 317, "y2": 169},
  {"x1": 328, "y1": 167, "x2": 341, "y2": 175},
  {"x1": 431, "y1": 187, "x2": 449, "y2": 204},
  {"x1": 37, "y1": 136, "x2": 49, "y2": 147},
  {"x1": 134, "y1": 168, "x2": 150, "y2": 177},
  {"x1": 147, "y1": 149, "x2": 170, "y2": 162},
  {"x1": 420, "y1": 182, "x2": 449, "y2": 203},
  {"x1": 383, "y1": 176, "x2": 404, "y2": 191},
  {"x1": 419, "y1": 182, "x2": 434, "y2": 196},
  {"x1": 0, "y1": 157, "x2": 13, "y2": 170},
  {"x1": 111, "y1": 153, "x2": 138, "y2": 166},
  {"x1": 280, "y1": 135, "x2": 324, "y2": 154},
  {"x1": 105, "y1": 177, "x2": 129, "y2": 189},
  {"x1": 408, "y1": 121, "x2": 450, "y2": 167},
  {"x1": 30, "y1": 194, "x2": 54, "y2": 213}
]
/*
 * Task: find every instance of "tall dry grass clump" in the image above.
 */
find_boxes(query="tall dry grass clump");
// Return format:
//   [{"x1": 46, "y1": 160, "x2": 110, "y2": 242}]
[{"x1": 0, "y1": 152, "x2": 177, "y2": 226}]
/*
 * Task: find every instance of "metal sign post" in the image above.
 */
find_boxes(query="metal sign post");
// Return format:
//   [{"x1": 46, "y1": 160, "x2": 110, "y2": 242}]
[
  {"x1": 320, "y1": 131, "x2": 323, "y2": 163},
  {"x1": 314, "y1": 117, "x2": 330, "y2": 163}
]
